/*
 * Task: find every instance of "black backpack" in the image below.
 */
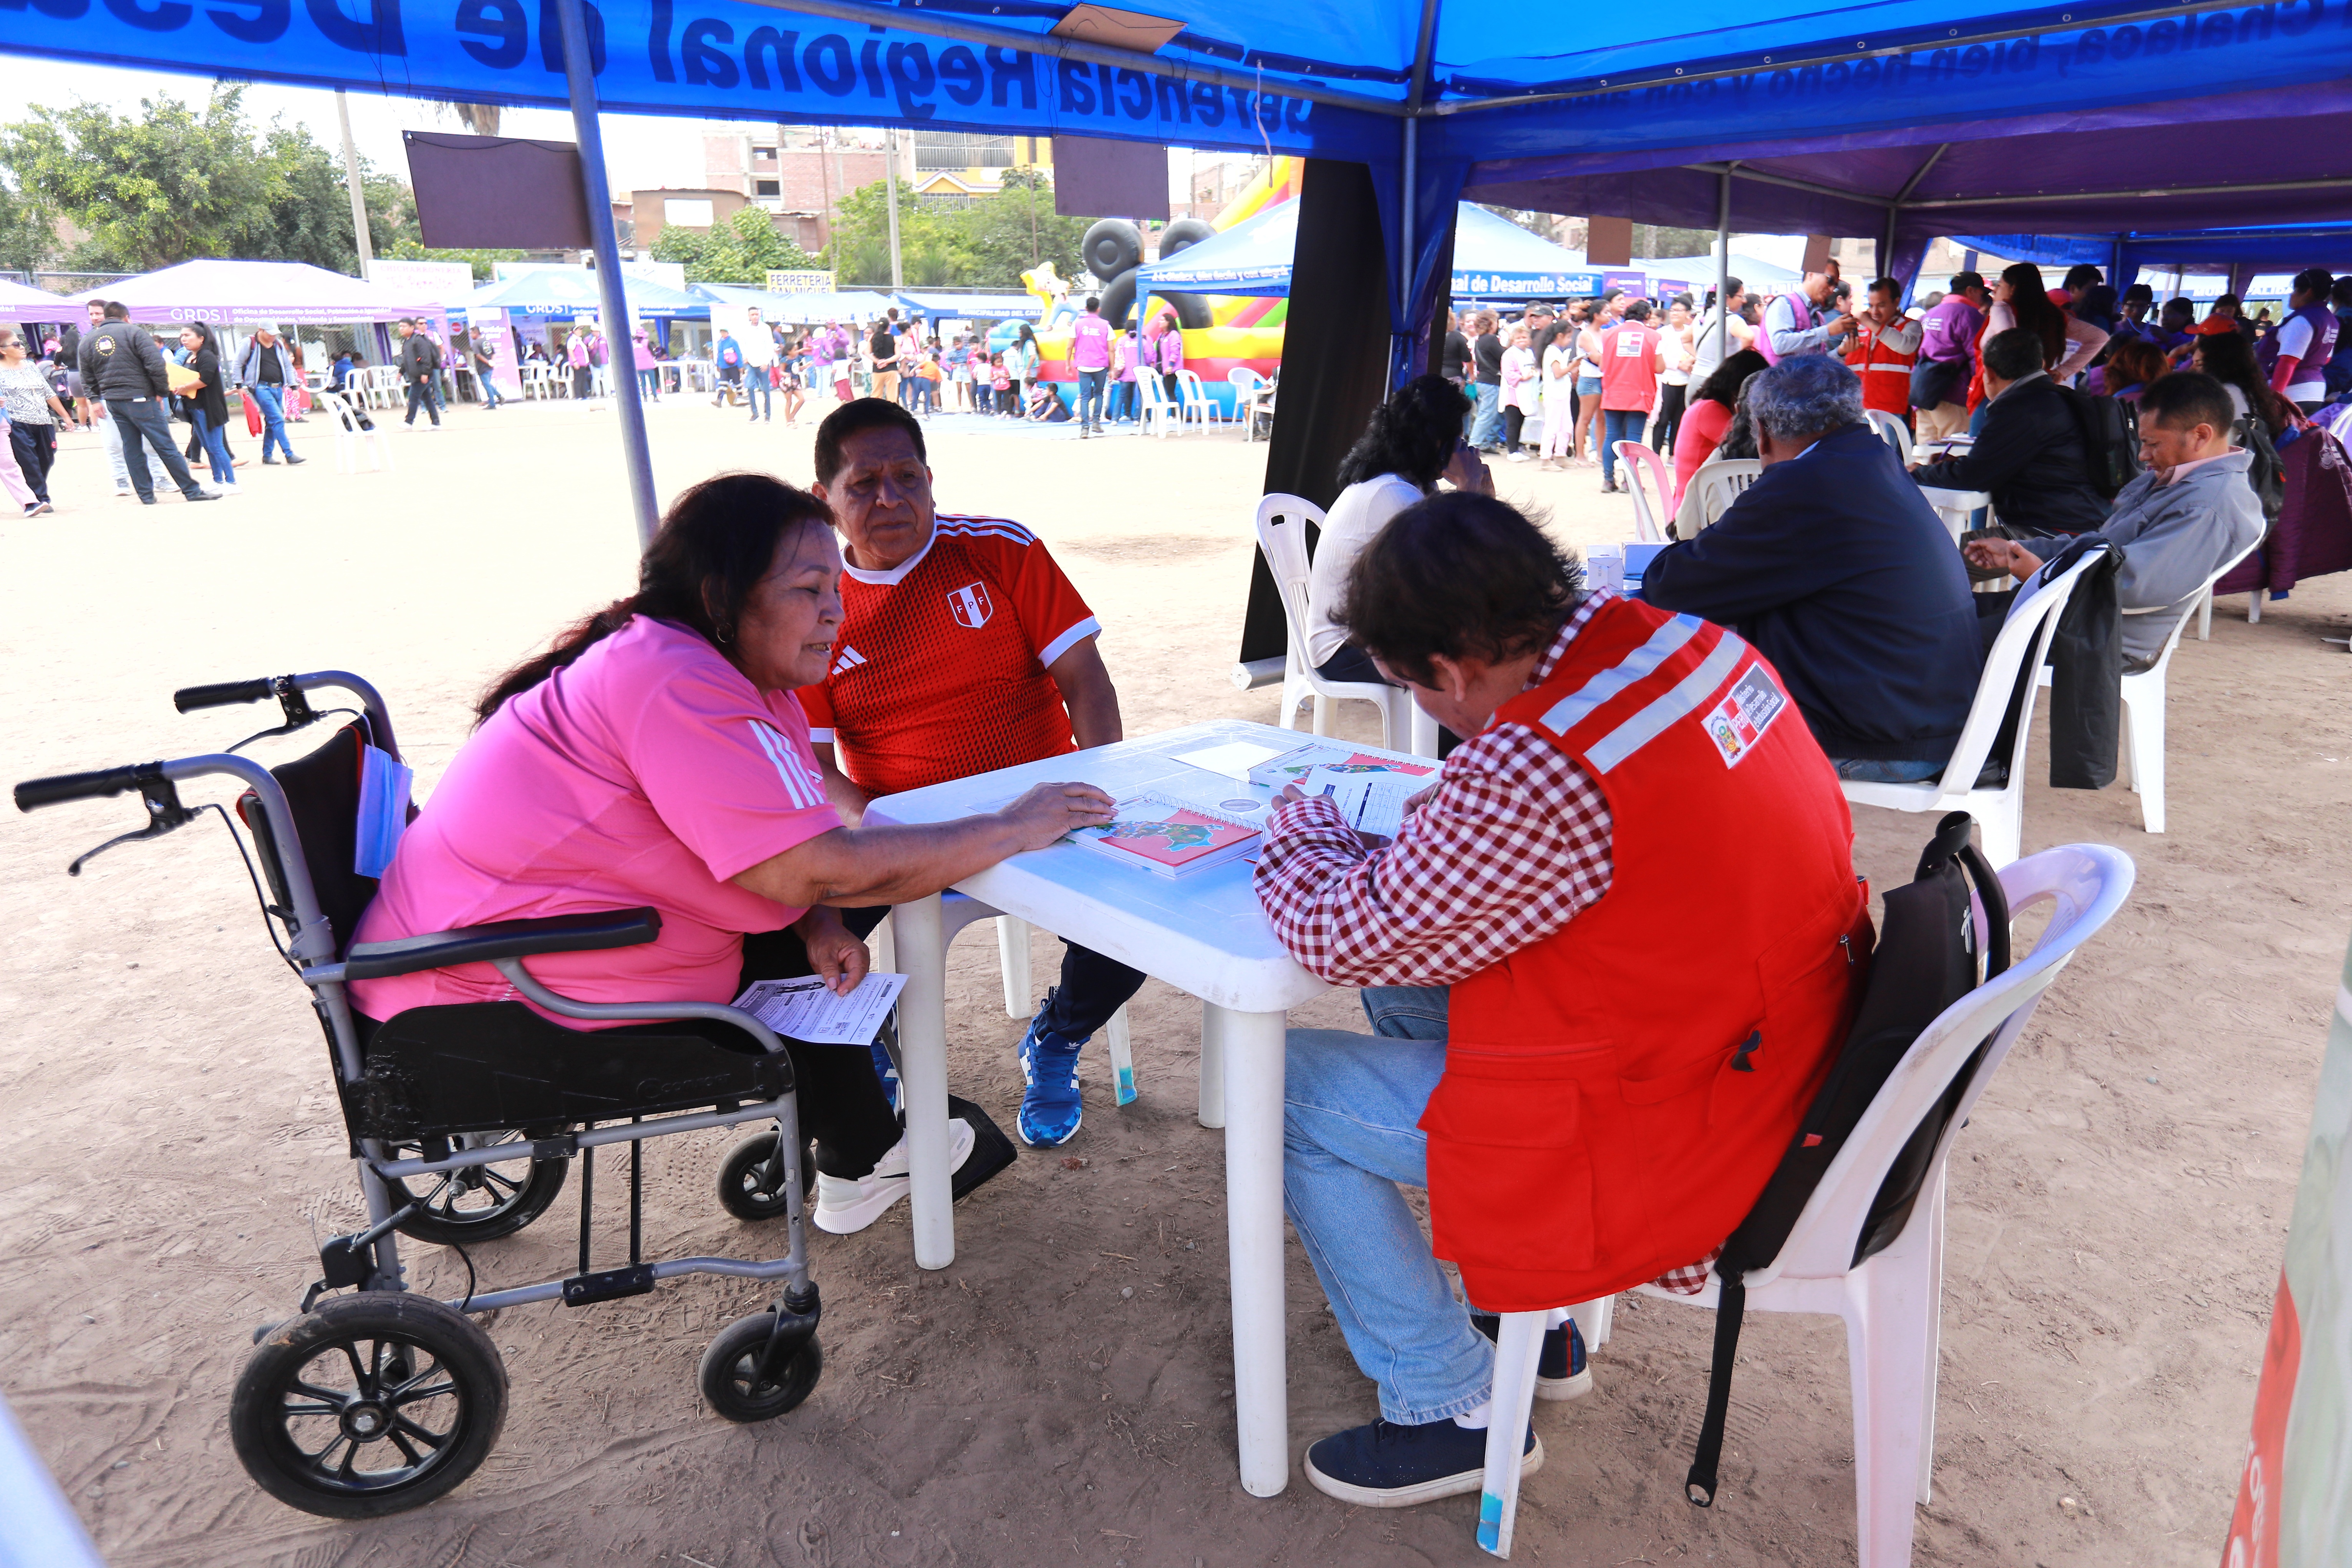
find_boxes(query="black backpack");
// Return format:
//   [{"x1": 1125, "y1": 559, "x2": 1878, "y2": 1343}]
[
  {"x1": 2059, "y1": 385, "x2": 2141, "y2": 499},
  {"x1": 1686, "y1": 811, "x2": 2011, "y2": 1507}
]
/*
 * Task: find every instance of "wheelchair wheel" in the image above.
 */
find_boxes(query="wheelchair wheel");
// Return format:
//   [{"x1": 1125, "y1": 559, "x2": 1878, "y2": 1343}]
[
  {"x1": 386, "y1": 1133, "x2": 566, "y2": 1245},
  {"x1": 716, "y1": 1131, "x2": 813, "y2": 1223},
  {"x1": 698, "y1": 1312, "x2": 823, "y2": 1423},
  {"x1": 230, "y1": 1291, "x2": 506, "y2": 1518}
]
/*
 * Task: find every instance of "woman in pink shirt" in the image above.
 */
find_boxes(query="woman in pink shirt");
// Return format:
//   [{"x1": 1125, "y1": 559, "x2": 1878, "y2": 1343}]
[{"x1": 349, "y1": 474, "x2": 1114, "y2": 1232}]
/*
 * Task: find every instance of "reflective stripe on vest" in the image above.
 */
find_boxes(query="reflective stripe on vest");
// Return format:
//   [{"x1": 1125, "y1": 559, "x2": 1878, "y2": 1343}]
[
  {"x1": 1538, "y1": 613, "x2": 1704, "y2": 735},
  {"x1": 1584, "y1": 631, "x2": 1750, "y2": 772}
]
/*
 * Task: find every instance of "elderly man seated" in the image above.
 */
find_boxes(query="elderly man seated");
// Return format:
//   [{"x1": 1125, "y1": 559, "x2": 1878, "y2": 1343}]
[
  {"x1": 1911, "y1": 327, "x2": 2110, "y2": 537},
  {"x1": 1256, "y1": 491, "x2": 1870, "y2": 1508},
  {"x1": 1964, "y1": 372, "x2": 2264, "y2": 669},
  {"x1": 1641, "y1": 355, "x2": 1982, "y2": 784}
]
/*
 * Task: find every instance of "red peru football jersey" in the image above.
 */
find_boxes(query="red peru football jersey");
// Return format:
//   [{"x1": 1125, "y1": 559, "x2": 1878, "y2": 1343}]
[{"x1": 797, "y1": 514, "x2": 1101, "y2": 798}]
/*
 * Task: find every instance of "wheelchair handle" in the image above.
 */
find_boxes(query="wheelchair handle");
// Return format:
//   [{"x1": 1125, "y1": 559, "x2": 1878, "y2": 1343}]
[
  {"x1": 173, "y1": 678, "x2": 275, "y2": 713},
  {"x1": 14, "y1": 762, "x2": 161, "y2": 812}
]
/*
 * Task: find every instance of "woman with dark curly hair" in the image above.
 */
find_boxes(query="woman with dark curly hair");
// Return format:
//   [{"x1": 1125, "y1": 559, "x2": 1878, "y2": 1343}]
[{"x1": 1304, "y1": 375, "x2": 1492, "y2": 686}]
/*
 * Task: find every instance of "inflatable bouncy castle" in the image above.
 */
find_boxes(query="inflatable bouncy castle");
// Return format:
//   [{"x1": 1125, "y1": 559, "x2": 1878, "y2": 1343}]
[{"x1": 1029, "y1": 157, "x2": 1298, "y2": 416}]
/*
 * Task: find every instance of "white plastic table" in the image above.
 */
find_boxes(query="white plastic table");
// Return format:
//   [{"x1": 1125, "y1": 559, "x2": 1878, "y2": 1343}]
[{"x1": 865, "y1": 718, "x2": 1429, "y2": 1498}]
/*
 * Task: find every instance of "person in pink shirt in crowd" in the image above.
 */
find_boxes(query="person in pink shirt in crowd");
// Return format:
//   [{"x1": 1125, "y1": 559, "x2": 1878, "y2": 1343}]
[
  {"x1": 1149, "y1": 313, "x2": 1185, "y2": 405},
  {"x1": 347, "y1": 474, "x2": 1116, "y2": 1235},
  {"x1": 1110, "y1": 328, "x2": 1140, "y2": 424},
  {"x1": 1070, "y1": 295, "x2": 1114, "y2": 437}
]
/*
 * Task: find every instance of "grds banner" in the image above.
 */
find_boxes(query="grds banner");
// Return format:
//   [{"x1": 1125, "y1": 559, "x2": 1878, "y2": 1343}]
[
  {"x1": 0, "y1": 0, "x2": 1389, "y2": 161},
  {"x1": 2224, "y1": 931, "x2": 2352, "y2": 1565}
]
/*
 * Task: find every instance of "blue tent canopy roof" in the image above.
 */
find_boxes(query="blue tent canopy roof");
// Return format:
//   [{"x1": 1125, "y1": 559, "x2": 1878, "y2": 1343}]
[
  {"x1": 1137, "y1": 201, "x2": 1601, "y2": 298},
  {"x1": 467, "y1": 267, "x2": 705, "y2": 318}
]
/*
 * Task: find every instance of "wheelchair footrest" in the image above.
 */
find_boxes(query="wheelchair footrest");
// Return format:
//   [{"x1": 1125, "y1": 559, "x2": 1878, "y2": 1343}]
[{"x1": 562, "y1": 1264, "x2": 657, "y2": 1307}]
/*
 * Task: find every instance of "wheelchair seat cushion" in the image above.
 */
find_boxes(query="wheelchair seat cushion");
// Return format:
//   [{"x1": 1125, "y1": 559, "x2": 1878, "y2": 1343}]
[{"x1": 344, "y1": 1001, "x2": 791, "y2": 1146}]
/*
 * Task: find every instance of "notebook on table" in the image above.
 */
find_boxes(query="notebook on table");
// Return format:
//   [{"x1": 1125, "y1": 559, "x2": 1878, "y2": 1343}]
[
  {"x1": 1246, "y1": 743, "x2": 1439, "y2": 791},
  {"x1": 1068, "y1": 794, "x2": 1263, "y2": 878}
]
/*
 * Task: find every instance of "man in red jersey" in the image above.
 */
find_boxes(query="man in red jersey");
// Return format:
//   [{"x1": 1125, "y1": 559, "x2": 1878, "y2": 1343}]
[{"x1": 802, "y1": 397, "x2": 1138, "y2": 1147}]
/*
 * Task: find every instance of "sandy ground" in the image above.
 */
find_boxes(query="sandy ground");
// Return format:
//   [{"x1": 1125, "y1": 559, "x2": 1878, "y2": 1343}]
[{"x1": 3, "y1": 390, "x2": 2350, "y2": 1568}]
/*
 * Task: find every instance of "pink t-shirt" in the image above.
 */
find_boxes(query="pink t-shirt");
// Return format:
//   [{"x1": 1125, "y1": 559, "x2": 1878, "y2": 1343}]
[{"x1": 348, "y1": 617, "x2": 840, "y2": 1026}]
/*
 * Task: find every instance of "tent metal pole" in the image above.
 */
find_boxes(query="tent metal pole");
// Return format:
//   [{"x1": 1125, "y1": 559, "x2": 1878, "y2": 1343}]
[
  {"x1": 335, "y1": 90, "x2": 374, "y2": 272},
  {"x1": 1910, "y1": 174, "x2": 2352, "y2": 209},
  {"x1": 885, "y1": 129, "x2": 904, "y2": 289},
  {"x1": 1715, "y1": 168, "x2": 1729, "y2": 350},
  {"x1": 554, "y1": 0, "x2": 660, "y2": 550}
]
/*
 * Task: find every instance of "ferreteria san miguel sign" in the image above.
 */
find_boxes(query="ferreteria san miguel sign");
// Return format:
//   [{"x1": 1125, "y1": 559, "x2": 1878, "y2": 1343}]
[{"x1": 0, "y1": 0, "x2": 1387, "y2": 159}]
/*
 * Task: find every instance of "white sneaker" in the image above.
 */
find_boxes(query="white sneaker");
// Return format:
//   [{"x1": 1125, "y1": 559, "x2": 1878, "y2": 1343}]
[
  {"x1": 812, "y1": 1118, "x2": 976, "y2": 1235},
  {"x1": 204, "y1": 483, "x2": 238, "y2": 497}
]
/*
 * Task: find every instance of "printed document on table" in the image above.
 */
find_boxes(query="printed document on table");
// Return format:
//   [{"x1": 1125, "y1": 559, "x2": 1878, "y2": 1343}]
[
  {"x1": 733, "y1": 972, "x2": 908, "y2": 1046},
  {"x1": 1169, "y1": 738, "x2": 1292, "y2": 783},
  {"x1": 1302, "y1": 768, "x2": 1421, "y2": 840}
]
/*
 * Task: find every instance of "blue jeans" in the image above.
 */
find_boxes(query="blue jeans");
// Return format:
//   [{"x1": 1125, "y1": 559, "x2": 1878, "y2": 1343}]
[
  {"x1": 1601, "y1": 407, "x2": 1645, "y2": 482},
  {"x1": 1077, "y1": 366, "x2": 1107, "y2": 426},
  {"x1": 744, "y1": 375, "x2": 771, "y2": 419},
  {"x1": 636, "y1": 368, "x2": 660, "y2": 401},
  {"x1": 1468, "y1": 382, "x2": 1503, "y2": 446},
  {"x1": 477, "y1": 369, "x2": 502, "y2": 408},
  {"x1": 1831, "y1": 756, "x2": 1948, "y2": 783},
  {"x1": 250, "y1": 383, "x2": 293, "y2": 461},
  {"x1": 191, "y1": 408, "x2": 234, "y2": 484},
  {"x1": 404, "y1": 379, "x2": 440, "y2": 426},
  {"x1": 109, "y1": 398, "x2": 201, "y2": 500},
  {"x1": 1284, "y1": 984, "x2": 1495, "y2": 1425},
  {"x1": 909, "y1": 378, "x2": 933, "y2": 414}
]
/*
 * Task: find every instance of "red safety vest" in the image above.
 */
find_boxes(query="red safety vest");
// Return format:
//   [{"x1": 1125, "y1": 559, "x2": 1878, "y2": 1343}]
[
  {"x1": 1845, "y1": 323, "x2": 1918, "y2": 420},
  {"x1": 1425, "y1": 595, "x2": 1872, "y2": 1312}
]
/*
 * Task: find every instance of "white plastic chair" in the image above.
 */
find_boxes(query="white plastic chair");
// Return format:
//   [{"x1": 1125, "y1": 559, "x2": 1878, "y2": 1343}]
[
  {"x1": 1254, "y1": 493, "x2": 1413, "y2": 749},
  {"x1": 2113, "y1": 535, "x2": 2264, "y2": 833},
  {"x1": 870, "y1": 894, "x2": 1136, "y2": 1106},
  {"x1": 1175, "y1": 369, "x2": 1221, "y2": 431},
  {"x1": 1611, "y1": 440, "x2": 1672, "y2": 544},
  {"x1": 1137, "y1": 373, "x2": 1180, "y2": 439},
  {"x1": 1865, "y1": 409, "x2": 1914, "y2": 464},
  {"x1": 1674, "y1": 457, "x2": 1762, "y2": 537},
  {"x1": 315, "y1": 390, "x2": 393, "y2": 474},
  {"x1": 1840, "y1": 549, "x2": 2103, "y2": 868},
  {"x1": 1475, "y1": 840, "x2": 2137, "y2": 1563},
  {"x1": 1228, "y1": 368, "x2": 1274, "y2": 443}
]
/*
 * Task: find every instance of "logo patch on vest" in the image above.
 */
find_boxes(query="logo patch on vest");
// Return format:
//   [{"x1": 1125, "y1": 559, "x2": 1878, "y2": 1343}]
[{"x1": 1702, "y1": 663, "x2": 1787, "y2": 768}]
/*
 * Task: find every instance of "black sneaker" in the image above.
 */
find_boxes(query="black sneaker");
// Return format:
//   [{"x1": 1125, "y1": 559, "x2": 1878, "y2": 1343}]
[
  {"x1": 1470, "y1": 1314, "x2": 1592, "y2": 1400},
  {"x1": 1304, "y1": 1417, "x2": 1540, "y2": 1508},
  {"x1": 183, "y1": 491, "x2": 220, "y2": 502}
]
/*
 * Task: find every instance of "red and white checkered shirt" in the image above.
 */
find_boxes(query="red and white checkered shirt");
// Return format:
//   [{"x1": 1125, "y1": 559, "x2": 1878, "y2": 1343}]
[{"x1": 1253, "y1": 588, "x2": 1715, "y2": 1296}]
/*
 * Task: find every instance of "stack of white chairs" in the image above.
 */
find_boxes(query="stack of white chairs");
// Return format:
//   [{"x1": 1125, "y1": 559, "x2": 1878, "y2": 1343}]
[
  {"x1": 1673, "y1": 457, "x2": 1762, "y2": 537},
  {"x1": 1137, "y1": 373, "x2": 1182, "y2": 438},
  {"x1": 1610, "y1": 440, "x2": 1673, "y2": 544}
]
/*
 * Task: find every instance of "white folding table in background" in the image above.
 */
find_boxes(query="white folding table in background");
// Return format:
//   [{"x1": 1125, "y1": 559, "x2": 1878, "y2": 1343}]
[{"x1": 865, "y1": 718, "x2": 1429, "y2": 1498}]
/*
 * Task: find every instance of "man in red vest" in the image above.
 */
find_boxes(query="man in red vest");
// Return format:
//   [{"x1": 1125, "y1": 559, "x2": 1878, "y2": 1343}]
[
  {"x1": 1596, "y1": 300, "x2": 1665, "y2": 495},
  {"x1": 1255, "y1": 492, "x2": 1868, "y2": 1510},
  {"x1": 1843, "y1": 277, "x2": 1922, "y2": 425}
]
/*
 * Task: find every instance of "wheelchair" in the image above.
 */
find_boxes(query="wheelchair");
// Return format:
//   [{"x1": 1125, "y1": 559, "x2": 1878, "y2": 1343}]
[{"x1": 13, "y1": 671, "x2": 830, "y2": 1518}]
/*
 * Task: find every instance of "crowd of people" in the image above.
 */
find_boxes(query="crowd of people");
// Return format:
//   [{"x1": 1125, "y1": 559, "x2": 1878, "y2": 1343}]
[{"x1": 699, "y1": 298, "x2": 1193, "y2": 435}]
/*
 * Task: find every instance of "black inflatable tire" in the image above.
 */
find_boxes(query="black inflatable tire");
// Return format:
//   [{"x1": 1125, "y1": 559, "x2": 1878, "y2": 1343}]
[
  {"x1": 1081, "y1": 219, "x2": 1144, "y2": 280},
  {"x1": 1099, "y1": 270, "x2": 1139, "y2": 330},
  {"x1": 1155, "y1": 291, "x2": 1215, "y2": 331},
  {"x1": 1159, "y1": 217, "x2": 1217, "y2": 257}
]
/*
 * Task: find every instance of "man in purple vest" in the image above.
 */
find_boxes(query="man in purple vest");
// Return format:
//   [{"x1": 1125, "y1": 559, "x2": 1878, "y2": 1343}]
[
  {"x1": 2258, "y1": 267, "x2": 2339, "y2": 415},
  {"x1": 1071, "y1": 295, "x2": 1113, "y2": 437},
  {"x1": 1912, "y1": 271, "x2": 1989, "y2": 444}
]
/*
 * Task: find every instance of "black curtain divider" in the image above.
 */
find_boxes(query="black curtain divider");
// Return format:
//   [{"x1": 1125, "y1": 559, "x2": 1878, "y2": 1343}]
[{"x1": 1238, "y1": 158, "x2": 1396, "y2": 670}]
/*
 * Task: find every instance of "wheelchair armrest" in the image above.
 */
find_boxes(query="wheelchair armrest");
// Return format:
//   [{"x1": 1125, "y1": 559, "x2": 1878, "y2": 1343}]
[{"x1": 343, "y1": 907, "x2": 663, "y2": 980}]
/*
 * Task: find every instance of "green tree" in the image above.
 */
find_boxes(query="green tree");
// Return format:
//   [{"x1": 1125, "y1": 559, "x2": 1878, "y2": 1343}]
[
  {"x1": 945, "y1": 172, "x2": 1090, "y2": 288},
  {"x1": 0, "y1": 84, "x2": 413, "y2": 274},
  {"x1": 822, "y1": 173, "x2": 1092, "y2": 290},
  {"x1": 653, "y1": 206, "x2": 821, "y2": 284}
]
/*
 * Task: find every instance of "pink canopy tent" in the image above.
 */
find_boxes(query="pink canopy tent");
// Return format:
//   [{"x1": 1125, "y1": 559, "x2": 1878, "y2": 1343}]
[
  {"x1": 64, "y1": 260, "x2": 435, "y2": 327},
  {"x1": 0, "y1": 277, "x2": 73, "y2": 320}
]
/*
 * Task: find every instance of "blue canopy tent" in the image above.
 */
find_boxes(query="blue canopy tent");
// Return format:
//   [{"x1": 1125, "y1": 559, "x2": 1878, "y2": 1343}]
[
  {"x1": 15, "y1": 0, "x2": 2352, "y2": 1525},
  {"x1": 894, "y1": 290, "x2": 1043, "y2": 322},
  {"x1": 464, "y1": 267, "x2": 706, "y2": 319},
  {"x1": 1951, "y1": 227, "x2": 2352, "y2": 299},
  {"x1": 693, "y1": 285, "x2": 897, "y2": 325}
]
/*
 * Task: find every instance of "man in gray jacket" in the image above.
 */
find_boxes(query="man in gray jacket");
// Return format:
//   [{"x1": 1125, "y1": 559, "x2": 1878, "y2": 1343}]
[
  {"x1": 76, "y1": 301, "x2": 214, "y2": 506},
  {"x1": 1965, "y1": 371, "x2": 2262, "y2": 668}
]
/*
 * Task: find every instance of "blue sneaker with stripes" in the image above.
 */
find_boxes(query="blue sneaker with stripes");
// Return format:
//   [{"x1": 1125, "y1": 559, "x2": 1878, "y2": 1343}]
[{"x1": 1016, "y1": 1011, "x2": 1087, "y2": 1147}]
